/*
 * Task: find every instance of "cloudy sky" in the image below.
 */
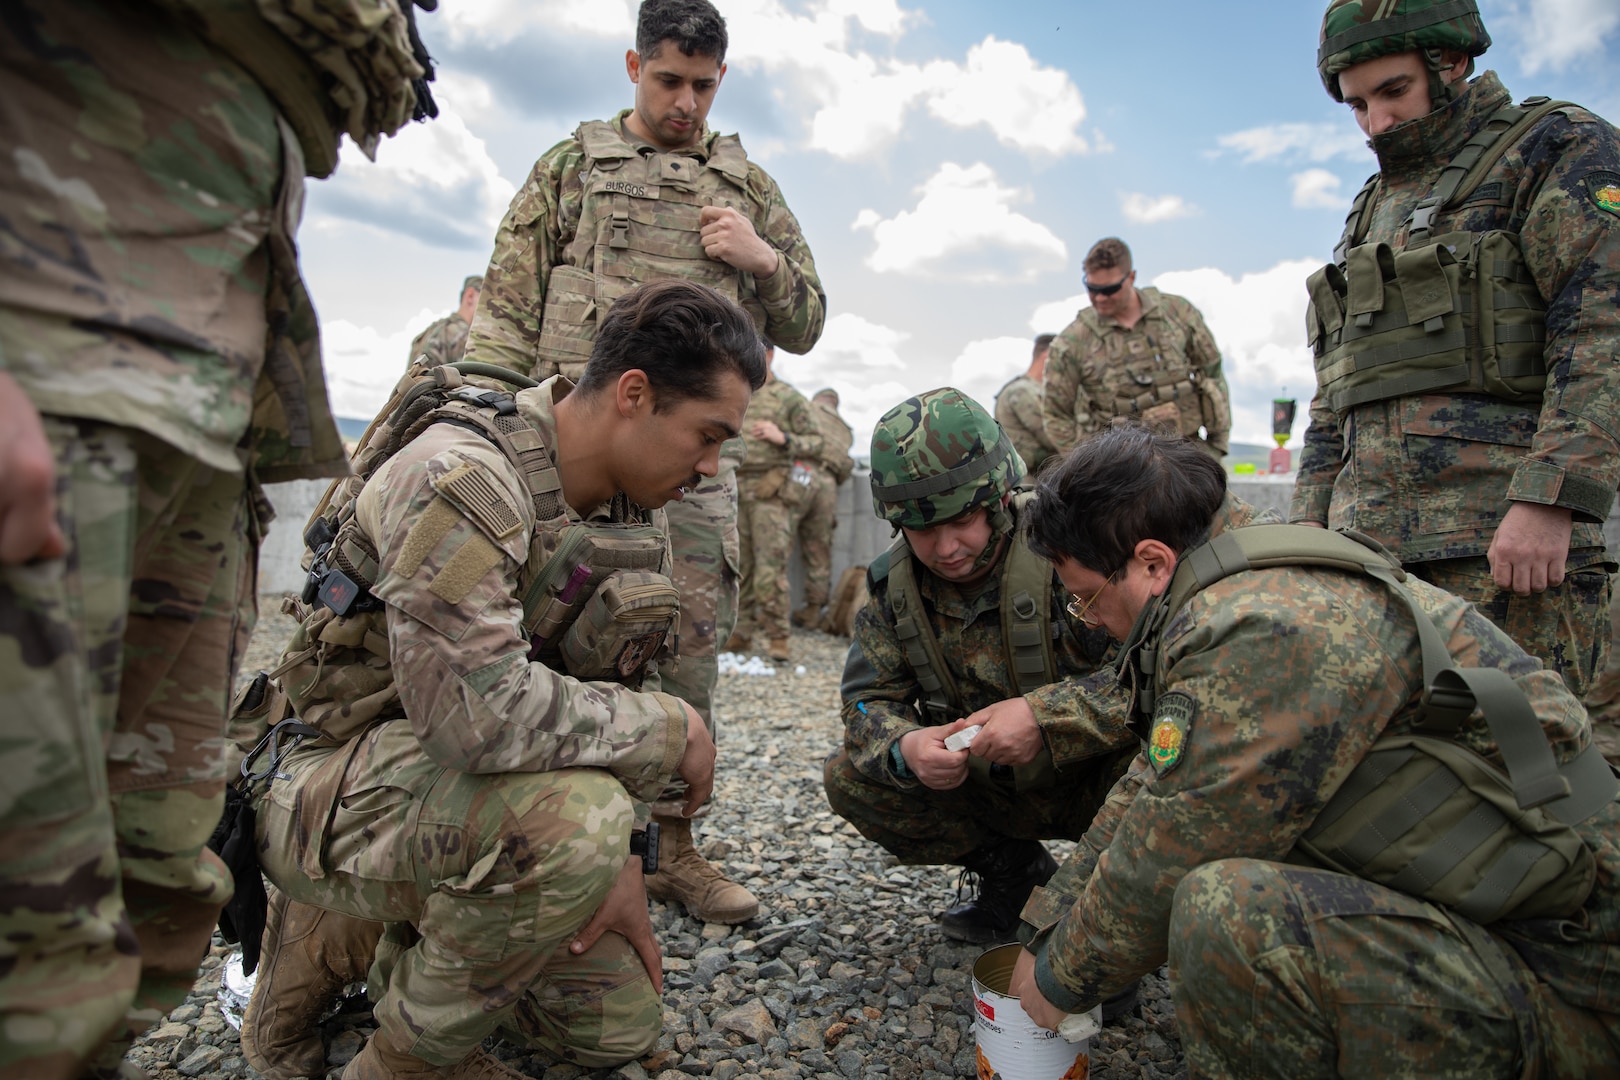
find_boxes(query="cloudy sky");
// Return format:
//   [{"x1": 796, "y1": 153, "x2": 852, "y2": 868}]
[{"x1": 300, "y1": 0, "x2": 1620, "y2": 454}]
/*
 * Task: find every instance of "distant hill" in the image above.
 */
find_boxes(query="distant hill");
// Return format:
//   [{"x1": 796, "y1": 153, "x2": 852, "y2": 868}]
[{"x1": 337, "y1": 416, "x2": 372, "y2": 441}]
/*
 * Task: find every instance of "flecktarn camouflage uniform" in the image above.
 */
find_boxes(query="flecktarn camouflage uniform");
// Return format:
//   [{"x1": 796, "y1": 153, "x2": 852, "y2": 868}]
[
  {"x1": 256, "y1": 379, "x2": 684, "y2": 1068},
  {"x1": 1019, "y1": 496, "x2": 1620, "y2": 1076},
  {"x1": 827, "y1": 389, "x2": 1139, "y2": 943},
  {"x1": 1042, "y1": 289, "x2": 1231, "y2": 455},
  {"x1": 734, "y1": 377, "x2": 822, "y2": 654},
  {"x1": 792, "y1": 393, "x2": 854, "y2": 624},
  {"x1": 1293, "y1": 1, "x2": 1620, "y2": 730},
  {"x1": 0, "y1": 0, "x2": 415, "y2": 1074},
  {"x1": 464, "y1": 109, "x2": 823, "y2": 739}
]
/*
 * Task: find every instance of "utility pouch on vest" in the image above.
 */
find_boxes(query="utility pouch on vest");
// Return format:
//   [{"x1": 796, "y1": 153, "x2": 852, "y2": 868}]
[
  {"x1": 750, "y1": 466, "x2": 788, "y2": 502},
  {"x1": 559, "y1": 569, "x2": 678, "y2": 687},
  {"x1": 519, "y1": 520, "x2": 669, "y2": 647},
  {"x1": 537, "y1": 265, "x2": 598, "y2": 379}
]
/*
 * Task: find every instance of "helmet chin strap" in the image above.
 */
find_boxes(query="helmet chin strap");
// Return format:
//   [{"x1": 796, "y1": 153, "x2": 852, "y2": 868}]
[
  {"x1": 965, "y1": 496, "x2": 1016, "y2": 576},
  {"x1": 1422, "y1": 47, "x2": 1466, "y2": 109}
]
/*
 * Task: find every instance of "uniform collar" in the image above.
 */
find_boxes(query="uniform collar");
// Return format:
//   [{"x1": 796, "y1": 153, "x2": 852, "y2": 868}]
[
  {"x1": 611, "y1": 108, "x2": 716, "y2": 161},
  {"x1": 1370, "y1": 70, "x2": 1513, "y2": 175}
]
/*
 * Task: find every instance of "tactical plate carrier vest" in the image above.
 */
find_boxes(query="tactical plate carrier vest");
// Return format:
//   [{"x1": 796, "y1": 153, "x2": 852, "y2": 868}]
[
  {"x1": 537, "y1": 121, "x2": 768, "y2": 380},
  {"x1": 1071, "y1": 292, "x2": 1211, "y2": 440},
  {"x1": 275, "y1": 362, "x2": 676, "y2": 748},
  {"x1": 1305, "y1": 97, "x2": 1569, "y2": 415},
  {"x1": 1127, "y1": 524, "x2": 1617, "y2": 924},
  {"x1": 875, "y1": 493, "x2": 1061, "y2": 791}
]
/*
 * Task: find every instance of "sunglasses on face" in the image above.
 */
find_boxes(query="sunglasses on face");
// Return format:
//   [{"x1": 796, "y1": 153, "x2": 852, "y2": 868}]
[{"x1": 1083, "y1": 278, "x2": 1128, "y2": 298}]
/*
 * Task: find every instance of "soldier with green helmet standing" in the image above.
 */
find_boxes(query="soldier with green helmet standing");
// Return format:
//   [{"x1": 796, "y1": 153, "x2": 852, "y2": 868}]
[
  {"x1": 1294, "y1": 0, "x2": 1620, "y2": 749},
  {"x1": 824, "y1": 388, "x2": 1137, "y2": 948},
  {"x1": 463, "y1": 0, "x2": 824, "y2": 924}
]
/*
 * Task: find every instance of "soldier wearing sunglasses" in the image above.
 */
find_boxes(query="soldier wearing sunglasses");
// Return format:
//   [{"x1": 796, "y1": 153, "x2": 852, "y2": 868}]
[{"x1": 1042, "y1": 238, "x2": 1231, "y2": 458}]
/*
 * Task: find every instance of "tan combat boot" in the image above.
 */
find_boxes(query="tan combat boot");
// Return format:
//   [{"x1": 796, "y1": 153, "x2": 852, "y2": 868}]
[
  {"x1": 342, "y1": 1026, "x2": 526, "y2": 1079},
  {"x1": 241, "y1": 888, "x2": 385, "y2": 1080},
  {"x1": 643, "y1": 815, "x2": 759, "y2": 923},
  {"x1": 791, "y1": 604, "x2": 820, "y2": 629},
  {"x1": 767, "y1": 636, "x2": 791, "y2": 662},
  {"x1": 723, "y1": 630, "x2": 751, "y2": 653}
]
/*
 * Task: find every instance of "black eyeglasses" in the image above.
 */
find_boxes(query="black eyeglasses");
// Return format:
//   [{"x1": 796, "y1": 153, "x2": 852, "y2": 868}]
[{"x1": 1083, "y1": 278, "x2": 1128, "y2": 298}]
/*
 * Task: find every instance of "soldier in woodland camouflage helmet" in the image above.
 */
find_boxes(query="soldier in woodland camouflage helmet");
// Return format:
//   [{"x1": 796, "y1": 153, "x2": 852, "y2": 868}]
[
  {"x1": 1294, "y1": 0, "x2": 1620, "y2": 763},
  {"x1": 827, "y1": 389, "x2": 1138, "y2": 954}
]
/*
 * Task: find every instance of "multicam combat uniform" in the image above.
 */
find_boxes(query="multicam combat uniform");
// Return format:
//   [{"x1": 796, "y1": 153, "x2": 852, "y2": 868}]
[
  {"x1": 0, "y1": 0, "x2": 416, "y2": 1073},
  {"x1": 994, "y1": 374, "x2": 1059, "y2": 476},
  {"x1": 1042, "y1": 288, "x2": 1231, "y2": 455},
  {"x1": 1291, "y1": 71, "x2": 1620, "y2": 707},
  {"x1": 827, "y1": 515, "x2": 1137, "y2": 863},
  {"x1": 793, "y1": 396, "x2": 855, "y2": 621},
  {"x1": 466, "y1": 109, "x2": 824, "y2": 728},
  {"x1": 256, "y1": 377, "x2": 684, "y2": 1067},
  {"x1": 734, "y1": 377, "x2": 823, "y2": 650},
  {"x1": 1020, "y1": 498, "x2": 1620, "y2": 1075},
  {"x1": 407, "y1": 311, "x2": 470, "y2": 368}
]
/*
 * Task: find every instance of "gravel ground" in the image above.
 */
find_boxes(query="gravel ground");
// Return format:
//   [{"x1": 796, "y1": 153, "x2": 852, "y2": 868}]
[{"x1": 128, "y1": 601, "x2": 1186, "y2": 1080}]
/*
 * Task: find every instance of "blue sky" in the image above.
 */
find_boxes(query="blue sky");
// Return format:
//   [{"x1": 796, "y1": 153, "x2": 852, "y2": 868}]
[{"x1": 298, "y1": 0, "x2": 1620, "y2": 453}]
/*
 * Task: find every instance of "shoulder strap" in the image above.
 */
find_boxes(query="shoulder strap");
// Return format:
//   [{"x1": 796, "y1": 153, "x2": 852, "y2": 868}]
[
  {"x1": 885, "y1": 535, "x2": 961, "y2": 722},
  {"x1": 1000, "y1": 494, "x2": 1057, "y2": 697},
  {"x1": 1334, "y1": 173, "x2": 1383, "y2": 267},
  {"x1": 1407, "y1": 96, "x2": 1572, "y2": 244},
  {"x1": 1151, "y1": 524, "x2": 1617, "y2": 822}
]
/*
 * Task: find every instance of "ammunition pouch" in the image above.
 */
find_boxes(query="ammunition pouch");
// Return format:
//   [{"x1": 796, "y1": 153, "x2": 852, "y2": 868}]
[
  {"x1": 559, "y1": 569, "x2": 679, "y2": 688},
  {"x1": 1306, "y1": 229, "x2": 1547, "y2": 414}
]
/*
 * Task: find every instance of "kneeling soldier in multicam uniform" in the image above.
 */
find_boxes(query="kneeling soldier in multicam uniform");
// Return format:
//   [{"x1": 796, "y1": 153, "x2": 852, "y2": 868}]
[
  {"x1": 241, "y1": 281, "x2": 764, "y2": 1079},
  {"x1": 824, "y1": 389, "x2": 1139, "y2": 951},
  {"x1": 1009, "y1": 427, "x2": 1620, "y2": 1076}
]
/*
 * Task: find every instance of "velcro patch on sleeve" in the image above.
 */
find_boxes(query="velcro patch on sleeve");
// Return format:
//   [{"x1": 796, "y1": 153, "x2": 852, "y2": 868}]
[
  {"x1": 1586, "y1": 169, "x2": 1620, "y2": 217},
  {"x1": 428, "y1": 533, "x2": 506, "y2": 605},
  {"x1": 433, "y1": 462, "x2": 525, "y2": 542},
  {"x1": 1148, "y1": 690, "x2": 1195, "y2": 778},
  {"x1": 395, "y1": 496, "x2": 461, "y2": 579}
]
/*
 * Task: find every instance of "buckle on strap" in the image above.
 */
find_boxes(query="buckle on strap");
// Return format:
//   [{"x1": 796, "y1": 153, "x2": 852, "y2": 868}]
[{"x1": 240, "y1": 717, "x2": 324, "y2": 786}]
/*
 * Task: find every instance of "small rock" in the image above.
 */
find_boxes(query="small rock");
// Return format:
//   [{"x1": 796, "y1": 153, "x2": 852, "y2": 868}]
[
  {"x1": 822, "y1": 1021, "x2": 849, "y2": 1048},
  {"x1": 327, "y1": 1027, "x2": 365, "y2": 1065},
  {"x1": 176, "y1": 1045, "x2": 226, "y2": 1077},
  {"x1": 712, "y1": 999, "x2": 778, "y2": 1045}
]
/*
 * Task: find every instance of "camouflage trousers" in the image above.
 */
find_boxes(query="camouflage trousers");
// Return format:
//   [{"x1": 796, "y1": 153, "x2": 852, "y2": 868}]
[
  {"x1": 736, "y1": 490, "x2": 797, "y2": 644},
  {"x1": 1582, "y1": 572, "x2": 1620, "y2": 765},
  {"x1": 255, "y1": 721, "x2": 659, "y2": 1067},
  {"x1": 822, "y1": 746, "x2": 1134, "y2": 866},
  {"x1": 1169, "y1": 860, "x2": 1619, "y2": 1078},
  {"x1": 792, "y1": 469, "x2": 838, "y2": 610},
  {"x1": 651, "y1": 459, "x2": 738, "y2": 818},
  {"x1": 0, "y1": 417, "x2": 254, "y2": 1079}
]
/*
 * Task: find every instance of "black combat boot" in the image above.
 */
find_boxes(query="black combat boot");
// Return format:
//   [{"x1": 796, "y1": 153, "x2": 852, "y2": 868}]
[{"x1": 939, "y1": 839, "x2": 1058, "y2": 944}]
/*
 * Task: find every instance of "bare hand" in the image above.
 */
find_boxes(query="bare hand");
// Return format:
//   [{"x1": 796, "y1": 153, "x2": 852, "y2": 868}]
[
  {"x1": 0, "y1": 373, "x2": 65, "y2": 564},
  {"x1": 1009, "y1": 948, "x2": 1065, "y2": 1032},
  {"x1": 569, "y1": 858, "x2": 664, "y2": 992},
  {"x1": 1488, "y1": 501, "x2": 1573, "y2": 594},
  {"x1": 749, "y1": 419, "x2": 786, "y2": 446},
  {"x1": 962, "y1": 697, "x2": 1044, "y2": 766},
  {"x1": 677, "y1": 702, "x2": 716, "y2": 816},
  {"x1": 898, "y1": 720, "x2": 973, "y2": 791},
  {"x1": 699, "y1": 205, "x2": 779, "y2": 278}
]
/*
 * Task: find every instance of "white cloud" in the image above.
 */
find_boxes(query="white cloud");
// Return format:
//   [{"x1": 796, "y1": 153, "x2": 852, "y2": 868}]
[
  {"x1": 321, "y1": 309, "x2": 440, "y2": 419},
  {"x1": 441, "y1": 0, "x2": 635, "y2": 43},
  {"x1": 1030, "y1": 293, "x2": 1087, "y2": 335},
  {"x1": 1121, "y1": 192, "x2": 1197, "y2": 224},
  {"x1": 773, "y1": 312, "x2": 914, "y2": 452},
  {"x1": 1501, "y1": 0, "x2": 1620, "y2": 74},
  {"x1": 1150, "y1": 259, "x2": 1322, "y2": 447},
  {"x1": 1216, "y1": 122, "x2": 1370, "y2": 165},
  {"x1": 948, "y1": 337, "x2": 1032, "y2": 414},
  {"x1": 854, "y1": 162, "x2": 1067, "y2": 281},
  {"x1": 920, "y1": 38, "x2": 1088, "y2": 156},
  {"x1": 319, "y1": 101, "x2": 517, "y2": 248},
  {"x1": 1291, "y1": 168, "x2": 1348, "y2": 209}
]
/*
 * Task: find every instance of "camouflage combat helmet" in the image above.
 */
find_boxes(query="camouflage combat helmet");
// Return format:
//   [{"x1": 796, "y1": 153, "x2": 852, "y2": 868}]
[
  {"x1": 1318, "y1": 0, "x2": 1490, "y2": 104},
  {"x1": 868, "y1": 387, "x2": 1025, "y2": 532}
]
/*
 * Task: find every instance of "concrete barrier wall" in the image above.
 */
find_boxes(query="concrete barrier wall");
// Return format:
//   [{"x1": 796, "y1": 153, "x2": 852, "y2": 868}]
[{"x1": 259, "y1": 471, "x2": 1618, "y2": 599}]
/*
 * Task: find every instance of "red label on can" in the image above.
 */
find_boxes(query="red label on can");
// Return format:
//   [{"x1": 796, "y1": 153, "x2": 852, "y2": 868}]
[{"x1": 975, "y1": 999, "x2": 995, "y2": 1021}]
